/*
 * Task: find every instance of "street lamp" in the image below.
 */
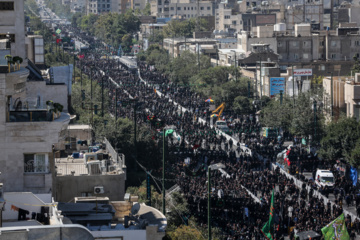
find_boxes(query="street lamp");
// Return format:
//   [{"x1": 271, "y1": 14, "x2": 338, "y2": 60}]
[
  {"x1": 231, "y1": 50, "x2": 238, "y2": 81},
  {"x1": 313, "y1": 99, "x2": 317, "y2": 141}
]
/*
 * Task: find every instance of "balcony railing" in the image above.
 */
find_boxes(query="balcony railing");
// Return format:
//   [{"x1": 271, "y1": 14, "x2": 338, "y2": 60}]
[{"x1": 7, "y1": 110, "x2": 52, "y2": 122}]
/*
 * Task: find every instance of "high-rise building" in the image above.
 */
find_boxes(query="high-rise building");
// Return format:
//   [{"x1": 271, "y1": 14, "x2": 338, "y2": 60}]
[{"x1": 0, "y1": 0, "x2": 70, "y2": 193}]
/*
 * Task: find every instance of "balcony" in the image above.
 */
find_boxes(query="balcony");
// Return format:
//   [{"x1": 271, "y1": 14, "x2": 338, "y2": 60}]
[{"x1": 7, "y1": 99, "x2": 67, "y2": 122}]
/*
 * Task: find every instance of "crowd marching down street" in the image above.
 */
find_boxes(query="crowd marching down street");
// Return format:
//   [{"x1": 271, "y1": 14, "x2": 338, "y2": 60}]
[{"x1": 62, "y1": 25, "x2": 360, "y2": 239}]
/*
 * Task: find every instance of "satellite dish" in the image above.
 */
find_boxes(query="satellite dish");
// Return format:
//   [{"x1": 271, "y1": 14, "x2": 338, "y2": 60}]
[{"x1": 131, "y1": 203, "x2": 140, "y2": 216}]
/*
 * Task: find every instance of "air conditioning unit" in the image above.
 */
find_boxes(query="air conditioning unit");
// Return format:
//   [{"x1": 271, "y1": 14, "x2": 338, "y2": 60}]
[
  {"x1": 94, "y1": 186, "x2": 104, "y2": 194},
  {"x1": 108, "y1": 165, "x2": 117, "y2": 172}
]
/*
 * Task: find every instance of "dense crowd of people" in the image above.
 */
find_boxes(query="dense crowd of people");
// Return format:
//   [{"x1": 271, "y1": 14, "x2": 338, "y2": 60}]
[{"x1": 60, "y1": 24, "x2": 360, "y2": 239}]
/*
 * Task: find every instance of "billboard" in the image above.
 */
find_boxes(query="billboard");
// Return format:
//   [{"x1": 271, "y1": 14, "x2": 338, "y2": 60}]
[
  {"x1": 293, "y1": 69, "x2": 313, "y2": 76},
  {"x1": 270, "y1": 77, "x2": 285, "y2": 98}
]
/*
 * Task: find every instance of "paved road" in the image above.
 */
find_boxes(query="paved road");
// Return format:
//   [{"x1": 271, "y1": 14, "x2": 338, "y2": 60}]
[{"x1": 302, "y1": 172, "x2": 359, "y2": 217}]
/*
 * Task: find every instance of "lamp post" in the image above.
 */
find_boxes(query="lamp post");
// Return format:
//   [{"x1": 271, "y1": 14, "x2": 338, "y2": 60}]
[
  {"x1": 280, "y1": 90, "x2": 283, "y2": 105},
  {"x1": 231, "y1": 50, "x2": 238, "y2": 81},
  {"x1": 208, "y1": 167, "x2": 211, "y2": 240},
  {"x1": 313, "y1": 99, "x2": 317, "y2": 141}
]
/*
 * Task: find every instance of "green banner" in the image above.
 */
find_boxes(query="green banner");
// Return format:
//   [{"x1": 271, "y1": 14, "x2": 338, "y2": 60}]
[
  {"x1": 321, "y1": 213, "x2": 349, "y2": 239},
  {"x1": 261, "y1": 189, "x2": 274, "y2": 240}
]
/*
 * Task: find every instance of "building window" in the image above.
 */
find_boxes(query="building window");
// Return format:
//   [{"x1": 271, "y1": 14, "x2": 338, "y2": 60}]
[
  {"x1": 294, "y1": 54, "x2": 298, "y2": 59},
  {"x1": 0, "y1": 1, "x2": 14, "y2": 10},
  {"x1": 225, "y1": 15, "x2": 230, "y2": 19},
  {"x1": 200, "y1": 6, "x2": 204, "y2": 10},
  {"x1": 303, "y1": 41, "x2": 309, "y2": 47},
  {"x1": 24, "y1": 154, "x2": 49, "y2": 173},
  {"x1": 207, "y1": 6, "x2": 211, "y2": 10},
  {"x1": 232, "y1": 21, "x2": 236, "y2": 25},
  {"x1": 107, "y1": 4, "x2": 110, "y2": 8},
  {"x1": 183, "y1": 7, "x2": 186, "y2": 10},
  {"x1": 355, "y1": 41, "x2": 360, "y2": 46},
  {"x1": 170, "y1": 7, "x2": 174, "y2": 10},
  {"x1": 303, "y1": 53, "x2": 308, "y2": 59},
  {"x1": 319, "y1": 64, "x2": 325, "y2": 70},
  {"x1": 191, "y1": 7, "x2": 193, "y2": 10},
  {"x1": 158, "y1": 8, "x2": 162, "y2": 12},
  {"x1": 292, "y1": 41, "x2": 299, "y2": 47},
  {"x1": 331, "y1": 53, "x2": 336, "y2": 59},
  {"x1": 319, "y1": 41, "x2": 324, "y2": 46},
  {"x1": 224, "y1": 24, "x2": 230, "y2": 28},
  {"x1": 331, "y1": 41, "x2": 337, "y2": 47},
  {"x1": 177, "y1": 7, "x2": 180, "y2": 10},
  {"x1": 278, "y1": 42, "x2": 283, "y2": 47}
]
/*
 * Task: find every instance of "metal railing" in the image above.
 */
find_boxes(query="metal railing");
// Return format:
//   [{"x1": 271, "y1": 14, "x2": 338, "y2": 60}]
[{"x1": 55, "y1": 163, "x2": 88, "y2": 176}]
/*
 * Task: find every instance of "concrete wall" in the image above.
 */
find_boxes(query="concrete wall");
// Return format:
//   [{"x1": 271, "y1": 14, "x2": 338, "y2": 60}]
[
  {"x1": 0, "y1": 0, "x2": 26, "y2": 61},
  {"x1": 0, "y1": 225, "x2": 94, "y2": 240},
  {"x1": 54, "y1": 173, "x2": 126, "y2": 202},
  {"x1": 90, "y1": 225, "x2": 165, "y2": 240},
  {"x1": 26, "y1": 81, "x2": 68, "y2": 112}
]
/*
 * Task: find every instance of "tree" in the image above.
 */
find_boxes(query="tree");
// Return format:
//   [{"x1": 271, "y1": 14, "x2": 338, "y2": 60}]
[
  {"x1": 352, "y1": 56, "x2": 360, "y2": 74},
  {"x1": 260, "y1": 96, "x2": 293, "y2": 130},
  {"x1": 319, "y1": 116, "x2": 360, "y2": 163},
  {"x1": 142, "y1": 3, "x2": 151, "y2": 16},
  {"x1": 71, "y1": 12, "x2": 82, "y2": 28},
  {"x1": 232, "y1": 96, "x2": 254, "y2": 114},
  {"x1": 349, "y1": 140, "x2": 360, "y2": 168},
  {"x1": 290, "y1": 92, "x2": 324, "y2": 137},
  {"x1": 167, "y1": 225, "x2": 204, "y2": 240}
]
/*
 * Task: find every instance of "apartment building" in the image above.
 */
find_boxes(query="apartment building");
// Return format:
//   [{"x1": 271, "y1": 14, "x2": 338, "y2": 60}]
[
  {"x1": 151, "y1": 0, "x2": 215, "y2": 19},
  {"x1": 0, "y1": 0, "x2": 70, "y2": 193},
  {"x1": 216, "y1": 3, "x2": 276, "y2": 34},
  {"x1": 237, "y1": 23, "x2": 360, "y2": 75},
  {"x1": 87, "y1": 0, "x2": 120, "y2": 14}
]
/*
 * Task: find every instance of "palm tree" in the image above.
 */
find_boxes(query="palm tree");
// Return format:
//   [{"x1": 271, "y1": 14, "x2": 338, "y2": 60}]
[
  {"x1": 12, "y1": 56, "x2": 23, "y2": 70},
  {"x1": 4, "y1": 55, "x2": 12, "y2": 73}
]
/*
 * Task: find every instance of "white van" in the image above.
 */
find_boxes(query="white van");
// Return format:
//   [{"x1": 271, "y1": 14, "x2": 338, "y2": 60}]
[{"x1": 315, "y1": 169, "x2": 335, "y2": 188}]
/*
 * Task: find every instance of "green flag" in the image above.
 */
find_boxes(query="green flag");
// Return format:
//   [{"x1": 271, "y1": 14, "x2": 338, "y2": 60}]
[
  {"x1": 321, "y1": 213, "x2": 349, "y2": 240},
  {"x1": 261, "y1": 189, "x2": 275, "y2": 240},
  {"x1": 302, "y1": 138, "x2": 306, "y2": 145},
  {"x1": 165, "y1": 129, "x2": 174, "y2": 137},
  {"x1": 56, "y1": 29, "x2": 61, "y2": 34}
]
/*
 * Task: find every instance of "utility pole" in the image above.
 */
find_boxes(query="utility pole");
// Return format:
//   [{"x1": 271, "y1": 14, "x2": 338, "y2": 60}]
[
  {"x1": 208, "y1": 167, "x2": 211, "y2": 240},
  {"x1": 234, "y1": 53, "x2": 237, "y2": 81},
  {"x1": 248, "y1": 81, "x2": 251, "y2": 98},
  {"x1": 255, "y1": 60, "x2": 258, "y2": 99},
  {"x1": 314, "y1": 100, "x2": 317, "y2": 141},
  {"x1": 162, "y1": 128, "x2": 166, "y2": 215},
  {"x1": 115, "y1": 88, "x2": 118, "y2": 124},
  {"x1": 101, "y1": 76, "x2": 104, "y2": 117},
  {"x1": 292, "y1": 64, "x2": 295, "y2": 106},
  {"x1": 91, "y1": 67, "x2": 93, "y2": 126},
  {"x1": 259, "y1": 58, "x2": 262, "y2": 100},
  {"x1": 80, "y1": 59, "x2": 82, "y2": 88},
  {"x1": 280, "y1": 90, "x2": 283, "y2": 105},
  {"x1": 73, "y1": 53, "x2": 75, "y2": 83},
  {"x1": 133, "y1": 99, "x2": 138, "y2": 172},
  {"x1": 330, "y1": 72, "x2": 334, "y2": 118},
  {"x1": 198, "y1": 42, "x2": 200, "y2": 72}
]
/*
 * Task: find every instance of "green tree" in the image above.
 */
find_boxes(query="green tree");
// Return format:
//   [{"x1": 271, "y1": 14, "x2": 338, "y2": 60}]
[
  {"x1": 352, "y1": 56, "x2": 360, "y2": 74},
  {"x1": 232, "y1": 96, "x2": 254, "y2": 114},
  {"x1": 260, "y1": 96, "x2": 293, "y2": 130},
  {"x1": 142, "y1": 3, "x2": 151, "y2": 16},
  {"x1": 319, "y1": 116, "x2": 360, "y2": 163},
  {"x1": 349, "y1": 140, "x2": 360, "y2": 168}
]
